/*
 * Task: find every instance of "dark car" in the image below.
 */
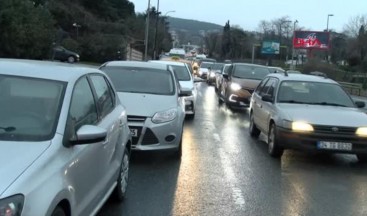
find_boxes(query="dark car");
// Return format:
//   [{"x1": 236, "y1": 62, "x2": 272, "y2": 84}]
[
  {"x1": 207, "y1": 62, "x2": 225, "y2": 85},
  {"x1": 218, "y1": 63, "x2": 271, "y2": 108},
  {"x1": 52, "y1": 46, "x2": 80, "y2": 63}
]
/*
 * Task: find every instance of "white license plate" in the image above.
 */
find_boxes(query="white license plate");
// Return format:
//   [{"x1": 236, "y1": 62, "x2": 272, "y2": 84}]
[
  {"x1": 130, "y1": 129, "x2": 138, "y2": 137},
  {"x1": 317, "y1": 141, "x2": 352, "y2": 151}
]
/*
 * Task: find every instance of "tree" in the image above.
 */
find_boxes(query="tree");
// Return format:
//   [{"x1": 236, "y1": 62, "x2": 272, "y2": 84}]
[
  {"x1": 221, "y1": 20, "x2": 231, "y2": 59},
  {"x1": 343, "y1": 14, "x2": 367, "y2": 37}
]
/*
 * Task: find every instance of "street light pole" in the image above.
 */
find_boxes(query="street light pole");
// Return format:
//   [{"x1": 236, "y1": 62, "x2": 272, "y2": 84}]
[
  {"x1": 144, "y1": 0, "x2": 151, "y2": 61},
  {"x1": 73, "y1": 23, "x2": 81, "y2": 40},
  {"x1": 279, "y1": 20, "x2": 291, "y2": 60},
  {"x1": 153, "y1": 0, "x2": 160, "y2": 60},
  {"x1": 326, "y1": 14, "x2": 334, "y2": 31},
  {"x1": 291, "y1": 20, "x2": 298, "y2": 69}
]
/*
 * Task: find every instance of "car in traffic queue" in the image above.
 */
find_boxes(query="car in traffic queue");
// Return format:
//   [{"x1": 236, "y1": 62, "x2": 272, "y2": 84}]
[
  {"x1": 207, "y1": 62, "x2": 225, "y2": 86},
  {"x1": 218, "y1": 63, "x2": 272, "y2": 108},
  {"x1": 52, "y1": 46, "x2": 80, "y2": 63},
  {"x1": 0, "y1": 59, "x2": 132, "y2": 216},
  {"x1": 249, "y1": 72, "x2": 367, "y2": 162},
  {"x1": 198, "y1": 61, "x2": 214, "y2": 79},
  {"x1": 214, "y1": 63, "x2": 231, "y2": 93},
  {"x1": 268, "y1": 66, "x2": 285, "y2": 74},
  {"x1": 150, "y1": 60, "x2": 197, "y2": 118},
  {"x1": 100, "y1": 61, "x2": 188, "y2": 158}
]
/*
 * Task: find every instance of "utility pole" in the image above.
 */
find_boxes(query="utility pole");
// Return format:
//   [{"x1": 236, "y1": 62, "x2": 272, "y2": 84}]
[
  {"x1": 291, "y1": 20, "x2": 298, "y2": 69},
  {"x1": 144, "y1": 0, "x2": 151, "y2": 61},
  {"x1": 153, "y1": 0, "x2": 160, "y2": 60}
]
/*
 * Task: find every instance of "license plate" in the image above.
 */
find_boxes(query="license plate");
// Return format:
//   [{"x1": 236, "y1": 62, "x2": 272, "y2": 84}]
[
  {"x1": 317, "y1": 141, "x2": 352, "y2": 151},
  {"x1": 130, "y1": 129, "x2": 138, "y2": 137}
]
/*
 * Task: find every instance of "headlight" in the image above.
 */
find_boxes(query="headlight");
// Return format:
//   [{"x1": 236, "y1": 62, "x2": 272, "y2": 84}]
[
  {"x1": 152, "y1": 108, "x2": 177, "y2": 124},
  {"x1": 292, "y1": 121, "x2": 314, "y2": 132},
  {"x1": 198, "y1": 70, "x2": 203, "y2": 75},
  {"x1": 210, "y1": 73, "x2": 216, "y2": 78},
  {"x1": 0, "y1": 195, "x2": 24, "y2": 216},
  {"x1": 230, "y1": 83, "x2": 242, "y2": 91},
  {"x1": 356, "y1": 127, "x2": 367, "y2": 137}
]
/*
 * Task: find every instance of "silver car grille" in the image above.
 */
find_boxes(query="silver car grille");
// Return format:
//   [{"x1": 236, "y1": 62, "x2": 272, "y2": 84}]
[
  {"x1": 313, "y1": 125, "x2": 357, "y2": 135},
  {"x1": 127, "y1": 115, "x2": 146, "y2": 122}
]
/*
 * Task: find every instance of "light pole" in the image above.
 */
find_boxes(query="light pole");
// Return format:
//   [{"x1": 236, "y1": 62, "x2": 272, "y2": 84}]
[
  {"x1": 291, "y1": 20, "x2": 298, "y2": 69},
  {"x1": 279, "y1": 20, "x2": 291, "y2": 60},
  {"x1": 144, "y1": 0, "x2": 151, "y2": 61},
  {"x1": 72, "y1": 23, "x2": 81, "y2": 40},
  {"x1": 326, "y1": 14, "x2": 334, "y2": 31}
]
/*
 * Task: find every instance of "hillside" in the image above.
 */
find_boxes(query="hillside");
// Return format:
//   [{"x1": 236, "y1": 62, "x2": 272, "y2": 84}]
[{"x1": 167, "y1": 17, "x2": 223, "y2": 34}]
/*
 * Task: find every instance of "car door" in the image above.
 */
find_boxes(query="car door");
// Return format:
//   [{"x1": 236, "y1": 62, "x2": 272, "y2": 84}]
[
  {"x1": 257, "y1": 78, "x2": 278, "y2": 132},
  {"x1": 220, "y1": 65, "x2": 233, "y2": 98},
  {"x1": 252, "y1": 77, "x2": 269, "y2": 130}
]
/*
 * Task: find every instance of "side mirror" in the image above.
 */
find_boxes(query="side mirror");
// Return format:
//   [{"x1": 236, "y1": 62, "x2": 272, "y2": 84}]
[
  {"x1": 70, "y1": 125, "x2": 107, "y2": 145},
  {"x1": 355, "y1": 101, "x2": 366, "y2": 108},
  {"x1": 262, "y1": 94, "x2": 274, "y2": 103},
  {"x1": 179, "y1": 89, "x2": 193, "y2": 97},
  {"x1": 223, "y1": 74, "x2": 229, "y2": 79}
]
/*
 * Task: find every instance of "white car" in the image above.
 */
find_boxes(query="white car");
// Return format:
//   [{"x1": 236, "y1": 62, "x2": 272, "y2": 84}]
[
  {"x1": 150, "y1": 60, "x2": 197, "y2": 118},
  {"x1": 100, "y1": 61, "x2": 188, "y2": 158}
]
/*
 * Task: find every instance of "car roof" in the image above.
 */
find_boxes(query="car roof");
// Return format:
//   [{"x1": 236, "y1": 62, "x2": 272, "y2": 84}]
[
  {"x1": 232, "y1": 63, "x2": 269, "y2": 68},
  {"x1": 266, "y1": 73, "x2": 338, "y2": 84},
  {"x1": 0, "y1": 58, "x2": 102, "y2": 82},
  {"x1": 102, "y1": 61, "x2": 169, "y2": 70},
  {"x1": 149, "y1": 60, "x2": 186, "y2": 66}
]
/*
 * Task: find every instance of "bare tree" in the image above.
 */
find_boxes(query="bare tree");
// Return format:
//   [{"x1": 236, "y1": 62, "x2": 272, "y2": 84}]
[{"x1": 343, "y1": 14, "x2": 367, "y2": 37}]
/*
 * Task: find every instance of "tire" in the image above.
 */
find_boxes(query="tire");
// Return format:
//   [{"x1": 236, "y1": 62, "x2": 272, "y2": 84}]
[
  {"x1": 268, "y1": 123, "x2": 284, "y2": 158},
  {"x1": 51, "y1": 206, "x2": 66, "y2": 216},
  {"x1": 174, "y1": 131, "x2": 183, "y2": 159},
  {"x1": 249, "y1": 112, "x2": 261, "y2": 138},
  {"x1": 356, "y1": 154, "x2": 367, "y2": 163},
  {"x1": 113, "y1": 149, "x2": 130, "y2": 201},
  {"x1": 67, "y1": 56, "x2": 75, "y2": 63}
]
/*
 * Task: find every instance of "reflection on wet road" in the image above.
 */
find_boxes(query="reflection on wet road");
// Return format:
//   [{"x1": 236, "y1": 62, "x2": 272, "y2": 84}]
[{"x1": 99, "y1": 82, "x2": 367, "y2": 216}]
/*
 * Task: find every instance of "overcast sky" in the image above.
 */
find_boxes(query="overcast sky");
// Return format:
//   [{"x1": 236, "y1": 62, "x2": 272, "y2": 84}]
[{"x1": 130, "y1": 0, "x2": 366, "y2": 32}]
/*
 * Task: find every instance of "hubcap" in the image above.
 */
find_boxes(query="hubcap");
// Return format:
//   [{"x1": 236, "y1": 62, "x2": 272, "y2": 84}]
[{"x1": 119, "y1": 154, "x2": 129, "y2": 194}]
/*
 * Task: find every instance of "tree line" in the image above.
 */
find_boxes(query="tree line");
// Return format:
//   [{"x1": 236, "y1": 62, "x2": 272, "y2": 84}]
[{"x1": 0, "y1": 0, "x2": 172, "y2": 62}]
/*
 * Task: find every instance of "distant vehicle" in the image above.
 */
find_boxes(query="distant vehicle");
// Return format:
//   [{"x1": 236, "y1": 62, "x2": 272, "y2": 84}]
[
  {"x1": 207, "y1": 62, "x2": 225, "y2": 85},
  {"x1": 52, "y1": 46, "x2": 80, "y2": 63},
  {"x1": 286, "y1": 70, "x2": 302, "y2": 74},
  {"x1": 215, "y1": 63, "x2": 231, "y2": 93},
  {"x1": 198, "y1": 61, "x2": 214, "y2": 79},
  {"x1": 268, "y1": 66, "x2": 285, "y2": 73},
  {"x1": 218, "y1": 63, "x2": 271, "y2": 108},
  {"x1": 250, "y1": 72, "x2": 367, "y2": 162},
  {"x1": 168, "y1": 48, "x2": 186, "y2": 59},
  {"x1": 310, "y1": 71, "x2": 327, "y2": 77},
  {"x1": 100, "y1": 61, "x2": 188, "y2": 158},
  {"x1": 0, "y1": 59, "x2": 131, "y2": 216}
]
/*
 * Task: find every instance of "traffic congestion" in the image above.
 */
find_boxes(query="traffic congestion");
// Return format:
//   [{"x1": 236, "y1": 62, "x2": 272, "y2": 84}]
[{"x1": 1, "y1": 0, "x2": 367, "y2": 216}]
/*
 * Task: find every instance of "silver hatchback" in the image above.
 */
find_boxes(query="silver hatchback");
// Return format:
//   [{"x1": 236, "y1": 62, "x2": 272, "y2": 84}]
[{"x1": 0, "y1": 59, "x2": 131, "y2": 216}]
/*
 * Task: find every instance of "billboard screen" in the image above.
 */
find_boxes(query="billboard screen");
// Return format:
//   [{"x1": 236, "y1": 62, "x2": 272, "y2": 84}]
[
  {"x1": 293, "y1": 31, "x2": 330, "y2": 50},
  {"x1": 261, "y1": 41, "x2": 280, "y2": 54}
]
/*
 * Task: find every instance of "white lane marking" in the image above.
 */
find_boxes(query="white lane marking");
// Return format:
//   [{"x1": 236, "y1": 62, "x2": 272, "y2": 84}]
[{"x1": 219, "y1": 151, "x2": 246, "y2": 209}]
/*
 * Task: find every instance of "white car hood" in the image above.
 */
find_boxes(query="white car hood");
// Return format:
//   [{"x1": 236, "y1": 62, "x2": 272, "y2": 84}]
[
  {"x1": 179, "y1": 80, "x2": 194, "y2": 91},
  {"x1": 0, "y1": 141, "x2": 50, "y2": 195},
  {"x1": 278, "y1": 104, "x2": 367, "y2": 127},
  {"x1": 117, "y1": 92, "x2": 178, "y2": 117}
]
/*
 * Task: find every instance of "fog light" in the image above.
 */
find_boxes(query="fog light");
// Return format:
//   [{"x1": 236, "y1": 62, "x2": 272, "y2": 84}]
[{"x1": 165, "y1": 135, "x2": 176, "y2": 142}]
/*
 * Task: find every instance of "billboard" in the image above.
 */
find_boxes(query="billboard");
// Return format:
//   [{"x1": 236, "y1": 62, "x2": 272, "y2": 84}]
[
  {"x1": 261, "y1": 41, "x2": 280, "y2": 54},
  {"x1": 293, "y1": 31, "x2": 330, "y2": 50}
]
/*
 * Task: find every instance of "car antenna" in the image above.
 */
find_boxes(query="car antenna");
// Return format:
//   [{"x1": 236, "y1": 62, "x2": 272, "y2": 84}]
[{"x1": 284, "y1": 70, "x2": 288, "y2": 76}]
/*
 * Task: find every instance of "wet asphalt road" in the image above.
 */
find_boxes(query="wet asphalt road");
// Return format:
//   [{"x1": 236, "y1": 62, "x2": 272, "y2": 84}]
[{"x1": 98, "y1": 82, "x2": 367, "y2": 216}]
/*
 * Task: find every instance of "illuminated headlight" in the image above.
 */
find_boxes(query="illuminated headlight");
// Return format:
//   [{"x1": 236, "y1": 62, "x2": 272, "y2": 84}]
[
  {"x1": 292, "y1": 121, "x2": 314, "y2": 132},
  {"x1": 356, "y1": 127, "x2": 367, "y2": 137},
  {"x1": 230, "y1": 83, "x2": 242, "y2": 91},
  {"x1": 198, "y1": 70, "x2": 203, "y2": 75},
  {"x1": 210, "y1": 72, "x2": 216, "y2": 78},
  {"x1": 152, "y1": 108, "x2": 177, "y2": 124},
  {"x1": 0, "y1": 195, "x2": 24, "y2": 216}
]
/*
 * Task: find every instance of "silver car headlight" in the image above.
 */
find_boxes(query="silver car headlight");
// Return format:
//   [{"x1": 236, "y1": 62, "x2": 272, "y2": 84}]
[
  {"x1": 0, "y1": 195, "x2": 24, "y2": 216},
  {"x1": 210, "y1": 72, "x2": 216, "y2": 78},
  {"x1": 152, "y1": 108, "x2": 177, "y2": 124},
  {"x1": 230, "y1": 83, "x2": 241, "y2": 91},
  {"x1": 356, "y1": 127, "x2": 367, "y2": 137},
  {"x1": 283, "y1": 120, "x2": 314, "y2": 132}
]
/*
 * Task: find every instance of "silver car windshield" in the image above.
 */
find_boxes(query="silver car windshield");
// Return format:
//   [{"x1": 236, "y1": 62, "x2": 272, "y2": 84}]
[
  {"x1": 233, "y1": 65, "x2": 270, "y2": 80},
  {"x1": 277, "y1": 81, "x2": 355, "y2": 107},
  {"x1": 170, "y1": 65, "x2": 191, "y2": 81},
  {"x1": 103, "y1": 67, "x2": 175, "y2": 95},
  {"x1": 0, "y1": 75, "x2": 65, "y2": 141}
]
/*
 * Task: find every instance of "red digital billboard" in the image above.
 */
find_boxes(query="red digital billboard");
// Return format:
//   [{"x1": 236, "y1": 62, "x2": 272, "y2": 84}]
[{"x1": 293, "y1": 31, "x2": 330, "y2": 50}]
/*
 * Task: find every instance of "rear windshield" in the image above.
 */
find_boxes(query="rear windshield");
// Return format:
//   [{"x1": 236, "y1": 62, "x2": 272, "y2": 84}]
[
  {"x1": 200, "y1": 62, "x2": 214, "y2": 68},
  {"x1": 233, "y1": 65, "x2": 271, "y2": 80},
  {"x1": 170, "y1": 65, "x2": 191, "y2": 81},
  {"x1": 102, "y1": 66, "x2": 175, "y2": 95}
]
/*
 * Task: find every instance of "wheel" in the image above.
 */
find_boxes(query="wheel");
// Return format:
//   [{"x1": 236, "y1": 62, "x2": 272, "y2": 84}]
[
  {"x1": 51, "y1": 206, "x2": 66, "y2": 216},
  {"x1": 113, "y1": 149, "x2": 130, "y2": 201},
  {"x1": 67, "y1": 56, "x2": 75, "y2": 63},
  {"x1": 173, "y1": 131, "x2": 183, "y2": 159},
  {"x1": 356, "y1": 154, "x2": 367, "y2": 163},
  {"x1": 268, "y1": 123, "x2": 284, "y2": 158},
  {"x1": 249, "y1": 112, "x2": 261, "y2": 138}
]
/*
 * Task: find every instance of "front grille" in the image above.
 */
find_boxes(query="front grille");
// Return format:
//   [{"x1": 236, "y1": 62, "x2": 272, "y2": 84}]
[
  {"x1": 129, "y1": 126, "x2": 142, "y2": 145},
  {"x1": 127, "y1": 115, "x2": 146, "y2": 123},
  {"x1": 313, "y1": 125, "x2": 357, "y2": 135},
  {"x1": 141, "y1": 128, "x2": 159, "y2": 145}
]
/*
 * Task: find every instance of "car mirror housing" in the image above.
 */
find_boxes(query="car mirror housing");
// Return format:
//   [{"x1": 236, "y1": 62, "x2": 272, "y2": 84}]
[
  {"x1": 355, "y1": 101, "x2": 366, "y2": 108},
  {"x1": 70, "y1": 125, "x2": 107, "y2": 145},
  {"x1": 222, "y1": 74, "x2": 229, "y2": 79},
  {"x1": 179, "y1": 89, "x2": 193, "y2": 97},
  {"x1": 262, "y1": 94, "x2": 274, "y2": 103}
]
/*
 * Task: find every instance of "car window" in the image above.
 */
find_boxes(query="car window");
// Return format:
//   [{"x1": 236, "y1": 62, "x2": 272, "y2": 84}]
[
  {"x1": 255, "y1": 77, "x2": 269, "y2": 94},
  {"x1": 259, "y1": 78, "x2": 276, "y2": 97},
  {"x1": 0, "y1": 75, "x2": 65, "y2": 141},
  {"x1": 69, "y1": 77, "x2": 98, "y2": 133},
  {"x1": 89, "y1": 75, "x2": 114, "y2": 118},
  {"x1": 102, "y1": 66, "x2": 175, "y2": 95},
  {"x1": 200, "y1": 62, "x2": 213, "y2": 68},
  {"x1": 170, "y1": 65, "x2": 191, "y2": 81},
  {"x1": 233, "y1": 65, "x2": 271, "y2": 80}
]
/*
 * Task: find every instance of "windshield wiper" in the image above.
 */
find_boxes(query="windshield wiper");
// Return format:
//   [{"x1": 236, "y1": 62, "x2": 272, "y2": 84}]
[
  {"x1": 0, "y1": 126, "x2": 16, "y2": 132},
  {"x1": 310, "y1": 102, "x2": 347, "y2": 107},
  {"x1": 278, "y1": 100, "x2": 307, "y2": 104}
]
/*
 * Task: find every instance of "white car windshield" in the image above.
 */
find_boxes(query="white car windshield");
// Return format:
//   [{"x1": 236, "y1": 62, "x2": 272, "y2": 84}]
[{"x1": 0, "y1": 75, "x2": 65, "y2": 141}]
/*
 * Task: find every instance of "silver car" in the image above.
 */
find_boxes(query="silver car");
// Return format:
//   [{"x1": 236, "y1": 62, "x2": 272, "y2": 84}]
[
  {"x1": 0, "y1": 59, "x2": 131, "y2": 216},
  {"x1": 150, "y1": 60, "x2": 197, "y2": 118},
  {"x1": 100, "y1": 61, "x2": 187, "y2": 158},
  {"x1": 249, "y1": 72, "x2": 367, "y2": 162}
]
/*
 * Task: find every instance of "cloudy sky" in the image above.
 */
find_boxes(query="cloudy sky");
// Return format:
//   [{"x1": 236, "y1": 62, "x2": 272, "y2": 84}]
[{"x1": 130, "y1": 0, "x2": 366, "y2": 32}]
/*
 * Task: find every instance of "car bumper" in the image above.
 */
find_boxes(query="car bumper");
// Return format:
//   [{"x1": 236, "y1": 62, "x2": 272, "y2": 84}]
[
  {"x1": 277, "y1": 127, "x2": 367, "y2": 154},
  {"x1": 128, "y1": 118, "x2": 183, "y2": 151},
  {"x1": 226, "y1": 89, "x2": 252, "y2": 107},
  {"x1": 184, "y1": 95, "x2": 195, "y2": 115}
]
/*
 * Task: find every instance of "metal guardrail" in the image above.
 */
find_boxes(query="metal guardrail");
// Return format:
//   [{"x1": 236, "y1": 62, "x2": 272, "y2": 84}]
[{"x1": 339, "y1": 81, "x2": 363, "y2": 96}]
